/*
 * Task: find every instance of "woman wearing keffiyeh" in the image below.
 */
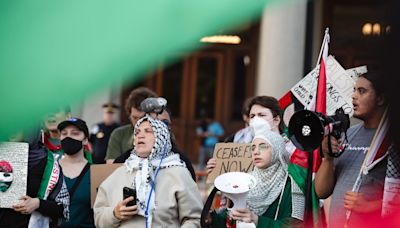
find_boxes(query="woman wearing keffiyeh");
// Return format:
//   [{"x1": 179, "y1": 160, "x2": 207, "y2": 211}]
[
  {"x1": 94, "y1": 115, "x2": 203, "y2": 227},
  {"x1": 210, "y1": 119, "x2": 305, "y2": 227}
]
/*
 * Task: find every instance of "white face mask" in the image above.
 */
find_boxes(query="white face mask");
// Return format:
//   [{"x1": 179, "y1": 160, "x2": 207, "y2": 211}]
[{"x1": 249, "y1": 116, "x2": 272, "y2": 136}]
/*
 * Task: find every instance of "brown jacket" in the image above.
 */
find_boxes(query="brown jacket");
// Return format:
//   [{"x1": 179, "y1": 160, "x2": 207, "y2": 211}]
[{"x1": 94, "y1": 166, "x2": 202, "y2": 228}]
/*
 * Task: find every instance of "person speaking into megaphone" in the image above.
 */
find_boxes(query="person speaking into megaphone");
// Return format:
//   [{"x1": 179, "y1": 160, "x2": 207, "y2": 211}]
[
  {"x1": 314, "y1": 73, "x2": 389, "y2": 227},
  {"x1": 205, "y1": 114, "x2": 305, "y2": 227}
]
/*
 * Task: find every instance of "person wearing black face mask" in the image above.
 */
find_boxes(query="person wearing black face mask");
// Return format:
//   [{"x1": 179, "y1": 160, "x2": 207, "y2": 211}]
[
  {"x1": 57, "y1": 118, "x2": 95, "y2": 228},
  {"x1": 61, "y1": 137, "x2": 85, "y2": 155}
]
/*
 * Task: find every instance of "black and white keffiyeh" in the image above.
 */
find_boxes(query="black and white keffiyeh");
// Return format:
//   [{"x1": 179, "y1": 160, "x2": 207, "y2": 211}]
[
  {"x1": 246, "y1": 128, "x2": 289, "y2": 216},
  {"x1": 247, "y1": 119, "x2": 304, "y2": 220},
  {"x1": 29, "y1": 162, "x2": 70, "y2": 228},
  {"x1": 382, "y1": 145, "x2": 400, "y2": 217},
  {"x1": 56, "y1": 178, "x2": 70, "y2": 221},
  {"x1": 124, "y1": 115, "x2": 184, "y2": 226}
]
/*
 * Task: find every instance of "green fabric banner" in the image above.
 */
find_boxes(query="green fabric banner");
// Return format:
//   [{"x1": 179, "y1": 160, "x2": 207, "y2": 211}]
[{"x1": 0, "y1": 0, "x2": 290, "y2": 139}]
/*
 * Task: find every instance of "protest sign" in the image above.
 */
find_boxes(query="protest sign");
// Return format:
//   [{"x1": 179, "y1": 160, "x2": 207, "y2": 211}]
[
  {"x1": 206, "y1": 143, "x2": 254, "y2": 184},
  {"x1": 345, "y1": 65, "x2": 367, "y2": 81},
  {"x1": 90, "y1": 163, "x2": 122, "y2": 207},
  {"x1": 0, "y1": 142, "x2": 28, "y2": 208},
  {"x1": 290, "y1": 55, "x2": 363, "y2": 116}
]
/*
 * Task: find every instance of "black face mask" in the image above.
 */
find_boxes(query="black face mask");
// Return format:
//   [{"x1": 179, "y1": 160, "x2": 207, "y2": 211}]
[{"x1": 61, "y1": 137, "x2": 83, "y2": 155}]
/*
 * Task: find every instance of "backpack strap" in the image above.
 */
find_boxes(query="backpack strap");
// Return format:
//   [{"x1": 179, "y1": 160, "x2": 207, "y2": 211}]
[{"x1": 69, "y1": 163, "x2": 90, "y2": 199}]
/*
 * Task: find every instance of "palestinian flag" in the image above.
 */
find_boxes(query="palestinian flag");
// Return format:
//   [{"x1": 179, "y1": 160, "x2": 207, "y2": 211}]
[
  {"x1": 279, "y1": 91, "x2": 322, "y2": 227},
  {"x1": 304, "y1": 27, "x2": 329, "y2": 228},
  {"x1": 279, "y1": 29, "x2": 330, "y2": 227}
]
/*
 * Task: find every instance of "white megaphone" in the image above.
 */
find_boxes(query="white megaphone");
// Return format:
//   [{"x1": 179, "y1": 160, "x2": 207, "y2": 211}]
[{"x1": 214, "y1": 172, "x2": 257, "y2": 228}]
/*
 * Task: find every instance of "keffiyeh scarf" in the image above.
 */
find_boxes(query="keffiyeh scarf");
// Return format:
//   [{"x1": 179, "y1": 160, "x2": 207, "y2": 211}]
[
  {"x1": 382, "y1": 145, "x2": 400, "y2": 217},
  {"x1": 246, "y1": 130, "x2": 289, "y2": 216},
  {"x1": 247, "y1": 121, "x2": 304, "y2": 220},
  {"x1": 124, "y1": 115, "x2": 184, "y2": 227},
  {"x1": 29, "y1": 152, "x2": 69, "y2": 228}
]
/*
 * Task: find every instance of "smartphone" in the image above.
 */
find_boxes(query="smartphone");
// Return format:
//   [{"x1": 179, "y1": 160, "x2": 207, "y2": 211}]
[{"x1": 123, "y1": 187, "x2": 136, "y2": 206}]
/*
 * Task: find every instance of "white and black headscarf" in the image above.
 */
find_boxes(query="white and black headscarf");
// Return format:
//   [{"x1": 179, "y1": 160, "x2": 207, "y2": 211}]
[
  {"x1": 124, "y1": 115, "x2": 185, "y2": 226},
  {"x1": 247, "y1": 119, "x2": 304, "y2": 220}
]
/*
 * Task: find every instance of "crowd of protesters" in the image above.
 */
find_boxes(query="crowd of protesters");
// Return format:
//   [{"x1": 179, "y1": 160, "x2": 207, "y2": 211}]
[
  {"x1": 1, "y1": 4, "x2": 400, "y2": 225},
  {"x1": 1, "y1": 71, "x2": 399, "y2": 228}
]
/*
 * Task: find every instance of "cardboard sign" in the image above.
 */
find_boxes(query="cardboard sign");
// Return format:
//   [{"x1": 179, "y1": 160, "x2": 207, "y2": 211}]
[
  {"x1": 90, "y1": 163, "x2": 122, "y2": 207},
  {"x1": 290, "y1": 55, "x2": 363, "y2": 116},
  {"x1": 207, "y1": 143, "x2": 254, "y2": 184},
  {"x1": 0, "y1": 142, "x2": 28, "y2": 208}
]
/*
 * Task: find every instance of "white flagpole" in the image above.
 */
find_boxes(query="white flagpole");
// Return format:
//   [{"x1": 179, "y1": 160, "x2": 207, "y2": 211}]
[
  {"x1": 305, "y1": 27, "x2": 330, "y2": 110},
  {"x1": 315, "y1": 28, "x2": 329, "y2": 70},
  {"x1": 345, "y1": 108, "x2": 389, "y2": 226}
]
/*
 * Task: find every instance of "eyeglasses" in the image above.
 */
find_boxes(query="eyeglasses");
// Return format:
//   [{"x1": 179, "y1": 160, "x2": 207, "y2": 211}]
[{"x1": 251, "y1": 143, "x2": 270, "y2": 154}]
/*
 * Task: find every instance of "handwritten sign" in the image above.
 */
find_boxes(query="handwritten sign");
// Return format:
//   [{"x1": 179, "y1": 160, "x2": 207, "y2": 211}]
[
  {"x1": 0, "y1": 142, "x2": 28, "y2": 208},
  {"x1": 345, "y1": 65, "x2": 367, "y2": 81},
  {"x1": 290, "y1": 55, "x2": 366, "y2": 116},
  {"x1": 206, "y1": 143, "x2": 254, "y2": 184},
  {"x1": 90, "y1": 163, "x2": 122, "y2": 207}
]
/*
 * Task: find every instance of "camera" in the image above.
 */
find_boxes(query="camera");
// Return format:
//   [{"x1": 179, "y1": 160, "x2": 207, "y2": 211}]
[
  {"x1": 140, "y1": 97, "x2": 167, "y2": 115},
  {"x1": 288, "y1": 107, "x2": 350, "y2": 153}
]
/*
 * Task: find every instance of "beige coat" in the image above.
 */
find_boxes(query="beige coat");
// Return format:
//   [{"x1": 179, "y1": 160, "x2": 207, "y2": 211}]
[{"x1": 93, "y1": 166, "x2": 202, "y2": 228}]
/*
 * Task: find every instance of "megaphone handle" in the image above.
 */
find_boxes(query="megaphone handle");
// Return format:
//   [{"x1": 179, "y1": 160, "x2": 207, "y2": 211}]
[
  {"x1": 326, "y1": 127, "x2": 346, "y2": 158},
  {"x1": 318, "y1": 127, "x2": 333, "y2": 158}
]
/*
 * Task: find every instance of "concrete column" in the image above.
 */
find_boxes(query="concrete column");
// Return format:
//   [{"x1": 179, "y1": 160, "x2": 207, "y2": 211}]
[
  {"x1": 312, "y1": 0, "x2": 324, "y2": 66},
  {"x1": 256, "y1": 1, "x2": 307, "y2": 98}
]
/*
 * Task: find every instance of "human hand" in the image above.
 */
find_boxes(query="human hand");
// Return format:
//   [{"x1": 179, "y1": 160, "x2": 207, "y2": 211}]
[
  {"x1": 321, "y1": 136, "x2": 341, "y2": 159},
  {"x1": 206, "y1": 158, "x2": 217, "y2": 175},
  {"x1": 113, "y1": 196, "x2": 138, "y2": 221},
  {"x1": 230, "y1": 208, "x2": 258, "y2": 225},
  {"x1": 12, "y1": 196, "x2": 40, "y2": 215},
  {"x1": 344, "y1": 191, "x2": 381, "y2": 213}
]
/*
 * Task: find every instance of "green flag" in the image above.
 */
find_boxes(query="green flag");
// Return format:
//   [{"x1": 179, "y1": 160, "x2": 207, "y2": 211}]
[{"x1": 0, "y1": 0, "x2": 290, "y2": 139}]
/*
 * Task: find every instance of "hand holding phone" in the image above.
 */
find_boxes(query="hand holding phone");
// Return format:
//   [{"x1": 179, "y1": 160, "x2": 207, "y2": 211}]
[{"x1": 123, "y1": 187, "x2": 136, "y2": 207}]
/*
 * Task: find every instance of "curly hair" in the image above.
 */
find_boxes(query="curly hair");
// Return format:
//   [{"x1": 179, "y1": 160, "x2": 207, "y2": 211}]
[{"x1": 124, "y1": 87, "x2": 157, "y2": 115}]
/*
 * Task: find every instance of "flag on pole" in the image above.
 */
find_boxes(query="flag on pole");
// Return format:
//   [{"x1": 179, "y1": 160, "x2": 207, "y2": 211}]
[
  {"x1": 281, "y1": 28, "x2": 330, "y2": 227},
  {"x1": 363, "y1": 111, "x2": 391, "y2": 169},
  {"x1": 0, "y1": 0, "x2": 272, "y2": 139},
  {"x1": 315, "y1": 32, "x2": 328, "y2": 115},
  {"x1": 346, "y1": 109, "x2": 391, "y2": 223},
  {"x1": 307, "y1": 27, "x2": 329, "y2": 227},
  {"x1": 279, "y1": 90, "x2": 309, "y2": 193}
]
